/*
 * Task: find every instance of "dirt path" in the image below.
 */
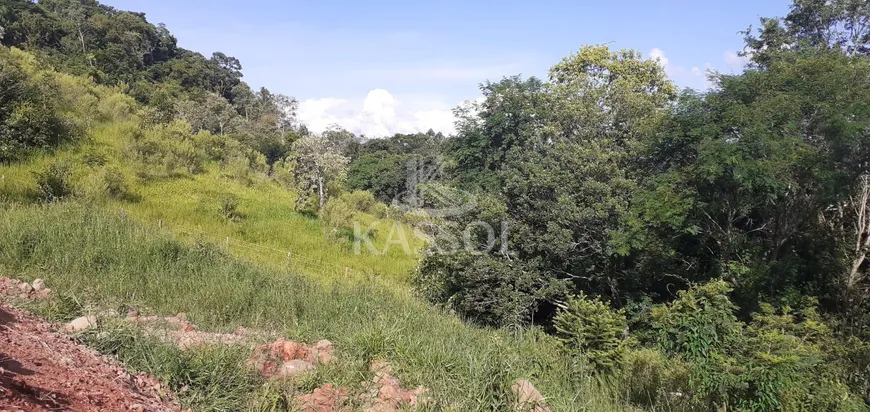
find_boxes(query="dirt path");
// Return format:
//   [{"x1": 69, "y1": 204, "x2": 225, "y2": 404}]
[{"x1": 0, "y1": 304, "x2": 181, "y2": 411}]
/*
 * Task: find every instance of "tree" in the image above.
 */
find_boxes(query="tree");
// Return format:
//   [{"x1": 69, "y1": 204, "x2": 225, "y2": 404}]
[
  {"x1": 448, "y1": 76, "x2": 549, "y2": 191},
  {"x1": 420, "y1": 45, "x2": 677, "y2": 324},
  {"x1": 175, "y1": 92, "x2": 239, "y2": 135},
  {"x1": 323, "y1": 125, "x2": 360, "y2": 157},
  {"x1": 289, "y1": 135, "x2": 349, "y2": 210},
  {"x1": 347, "y1": 151, "x2": 407, "y2": 202},
  {"x1": 501, "y1": 45, "x2": 676, "y2": 301},
  {"x1": 744, "y1": 0, "x2": 870, "y2": 66}
]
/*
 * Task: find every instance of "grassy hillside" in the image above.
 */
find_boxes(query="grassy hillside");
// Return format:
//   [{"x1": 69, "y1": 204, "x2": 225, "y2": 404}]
[
  {"x1": 0, "y1": 203, "x2": 626, "y2": 411},
  {"x1": 0, "y1": 120, "x2": 421, "y2": 285},
  {"x1": 0, "y1": 46, "x2": 631, "y2": 410}
]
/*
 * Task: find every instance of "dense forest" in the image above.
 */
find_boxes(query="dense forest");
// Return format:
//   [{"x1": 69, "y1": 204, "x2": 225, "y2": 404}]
[{"x1": 2, "y1": 0, "x2": 870, "y2": 410}]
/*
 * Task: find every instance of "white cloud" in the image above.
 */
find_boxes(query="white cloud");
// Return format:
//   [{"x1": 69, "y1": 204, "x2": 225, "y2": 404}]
[
  {"x1": 649, "y1": 48, "x2": 670, "y2": 69},
  {"x1": 298, "y1": 89, "x2": 464, "y2": 138},
  {"x1": 723, "y1": 50, "x2": 750, "y2": 69},
  {"x1": 648, "y1": 48, "x2": 712, "y2": 90}
]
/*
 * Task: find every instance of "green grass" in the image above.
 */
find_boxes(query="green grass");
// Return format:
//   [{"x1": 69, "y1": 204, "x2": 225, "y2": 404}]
[
  {"x1": 0, "y1": 120, "x2": 421, "y2": 285},
  {"x1": 0, "y1": 203, "x2": 630, "y2": 411}
]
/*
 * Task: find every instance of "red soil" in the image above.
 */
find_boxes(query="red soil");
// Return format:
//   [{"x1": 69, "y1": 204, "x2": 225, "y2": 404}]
[{"x1": 0, "y1": 304, "x2": 181, "y2": 411}]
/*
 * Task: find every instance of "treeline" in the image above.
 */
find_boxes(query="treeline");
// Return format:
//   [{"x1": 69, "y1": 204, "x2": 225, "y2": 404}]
[
  {"x1": 0, "y1": 0, "x2": 301, "y2": 174},
  {"x1": 409, "y1": 1, "x2": 870, "y2": 410}
]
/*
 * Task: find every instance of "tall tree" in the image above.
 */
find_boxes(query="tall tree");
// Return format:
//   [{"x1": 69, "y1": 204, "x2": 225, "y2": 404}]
[{"x1": 289, "y1": 135, "x2": 349, "y2": 210}]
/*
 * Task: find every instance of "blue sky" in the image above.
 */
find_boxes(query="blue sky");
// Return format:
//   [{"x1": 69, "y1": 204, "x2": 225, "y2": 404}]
[{"x1": 106, "y1": 0, "x2": 792, "y2": 136}]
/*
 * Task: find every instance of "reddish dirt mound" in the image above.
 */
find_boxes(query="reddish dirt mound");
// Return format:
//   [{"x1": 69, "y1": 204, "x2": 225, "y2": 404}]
[
  {"x1": 294, "y1": 360, "x2": 429, "y2": 412},
  {"x1": 0, "y1": 304, "x2": 181, "y2": 411},
  {"x1": 247, "y1": 338, "x2": 335, "y2": 380}
]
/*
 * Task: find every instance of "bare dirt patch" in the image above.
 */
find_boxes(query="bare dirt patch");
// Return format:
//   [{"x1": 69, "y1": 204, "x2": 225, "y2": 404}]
[{"x1": 0, "y1": 304, "x2": 181, "y2": 411}]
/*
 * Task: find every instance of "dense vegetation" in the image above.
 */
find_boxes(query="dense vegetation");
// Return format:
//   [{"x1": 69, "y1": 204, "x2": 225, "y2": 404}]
[{"x1": 1, "y1": 0, "x2": 870, "y2": 410}]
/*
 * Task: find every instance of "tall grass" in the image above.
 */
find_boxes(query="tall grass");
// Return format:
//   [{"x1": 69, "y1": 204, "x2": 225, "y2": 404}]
[
  {"x1": 0, "y1": 120, "x2": 422, "y2": 284},
  {"x1": 0, "y1": 203, "x2": 630, "y2": 411}
]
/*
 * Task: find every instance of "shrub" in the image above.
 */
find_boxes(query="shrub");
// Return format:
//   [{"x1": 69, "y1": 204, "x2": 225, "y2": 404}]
[
  {"x1": 645, "y1": 281, "x2": 868, "y2": 411},
  {"x1": 648, "y1": 280, "x2": 741, "y2": 359},
  {"x1": 343, "y1": 190, "x2": 377, "y2": 214},
  {"x1": 553, "y1": 293, "x2": 629, "y2": 373},
  {"x1": 128, "y1": 120, "x2": 206, "y2": 178},
  {"x1": 33, "y1": 162, "x2": 73, "y2": 202},
  {"x1": 0, "y1": 48, "x2": 78, "y2": 161},
  {"x1": 95, "y1": 91, "x2": 138, "y2": 122},
  {"x1": 102, "y1": 166, "x2": 132, "y2": 200},
  {"x1": 322, "y1": 197, "x2": 355, "y2": 230},
  {"x1": 415, "y1": 252, "x2": 565, "y2": 328},
  {"x1": 218, "y1": 194, "x2": 242, "y2": 222}
]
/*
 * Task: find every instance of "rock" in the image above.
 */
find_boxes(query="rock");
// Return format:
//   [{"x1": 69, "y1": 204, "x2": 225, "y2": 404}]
[
  {"x1": 279, "y1": 359, "x2": 315, "y2": 377},
  {"x1": 511, "y1": 379, "x2": 551, "y2": 412},
  {"x1": 248, "y1": 339, "x2": 335, "y2": 380},
  {"x1": 312, "y1": 340, "x2": 334, "y2": 364},
  {"x1": 65, "y1": 315, "x2": 98, "y2": 332},
  {"x1": 31, "y1": 279, "x2": 46, "y2": 291},
  {"x1": 18, "y1": 282, "x2": 34, "y2": 294}
]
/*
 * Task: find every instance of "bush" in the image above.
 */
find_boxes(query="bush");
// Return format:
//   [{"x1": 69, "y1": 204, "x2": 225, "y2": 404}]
[
  {"x1": 648, "y1": 280, "x2": 741, "y2": 359},
  {"x1": 218, "y1": 194, "x2": 242, "y2": 222},
  {"x1": 322, "y1": 197, "x2": 355, "y2": 230},
  {"x1": 553, "y1": 293, "x2": 629, "y2": 373},
  {"x1": 102, "y1": 166, "x2": 132, "y2": 200},
  {"x1": 0, "y1": 48, "x2": 78, "y2": 161},
  {"x1": 415, "y1": 252, "x2": 565, "y2": 328},
  {"x1": 33, "y1": 162, "x2": 73, "y2": 202},
  {"x1": 644, "y1": 281, "x2": 868, "y2": 411},
  {"x1": 128, "y1": 120, "x2": 205, "y2": 178},
  {"x1": 343, "y1": 190, "x2": 377, "y2": 213}
]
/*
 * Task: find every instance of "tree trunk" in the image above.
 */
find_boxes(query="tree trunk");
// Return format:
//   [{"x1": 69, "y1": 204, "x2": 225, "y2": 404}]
[
  {"x1": 846, "y1": 174, "x2": 870, "y2": 294},
  {"x1": 317, "y1": 176, "x2": 325, "y2": 211}
]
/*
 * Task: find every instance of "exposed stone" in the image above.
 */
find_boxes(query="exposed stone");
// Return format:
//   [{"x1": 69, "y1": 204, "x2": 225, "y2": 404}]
[
  {"x1": 311, "y1": 340, "x2": 334, "y2": 364},
  {"x1": 279, "y1": 359, "x2": 316, "y2": 377},
  {"x1": 247, "y1": 338, "x2": 335, "y2": 380},
  {"x1": 18, "y1": 282, "x2": 34, "y2": 294},
  {"x1": 65, "y1": 315, "x2": 99, "y2": 333},
  {"x1": 361, "y1": 360, "x2": 429, "y2": 411},
  {"x1": 510, "y1": 379, "x2": 551, "y2": 412},
  {"x1": 31, "y1": 278, "x2": 45, "y2": 291}
]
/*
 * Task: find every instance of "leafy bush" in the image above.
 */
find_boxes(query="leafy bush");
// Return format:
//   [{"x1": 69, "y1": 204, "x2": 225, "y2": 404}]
[
  {"x1": 648, "y1": 280, "x2": 742, "y2": 359},
  {"x1": 102, "y1": 166, "x2": 132, "y2": 200},
  {"x1": 33, "y1": 162, "x2": 73, "y2": 202},
  {"x1": 415, "y1": 252, "x2": 565, "y2": 327},
  {"x1": 553, "y1": 293, "x2": 629, "y2": 373},
  {"x1": 645, "y1": 281, "x2": 868, "y2": 411},
  {"x1": 128, "y1": 119, "x2": 205, "y2": 178},
  {"x1": 218, "y1": 194, "x2": 242, "y2": 222},
  {"x1": 343, "y1": 190, "x2": 377, "y2": 214},
  {"x1": 0, "y1": 48, "x2": 78, "y2": 161},
  {"x1": 322, "y1": 197, "x2": 355, "y2": 230}
]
